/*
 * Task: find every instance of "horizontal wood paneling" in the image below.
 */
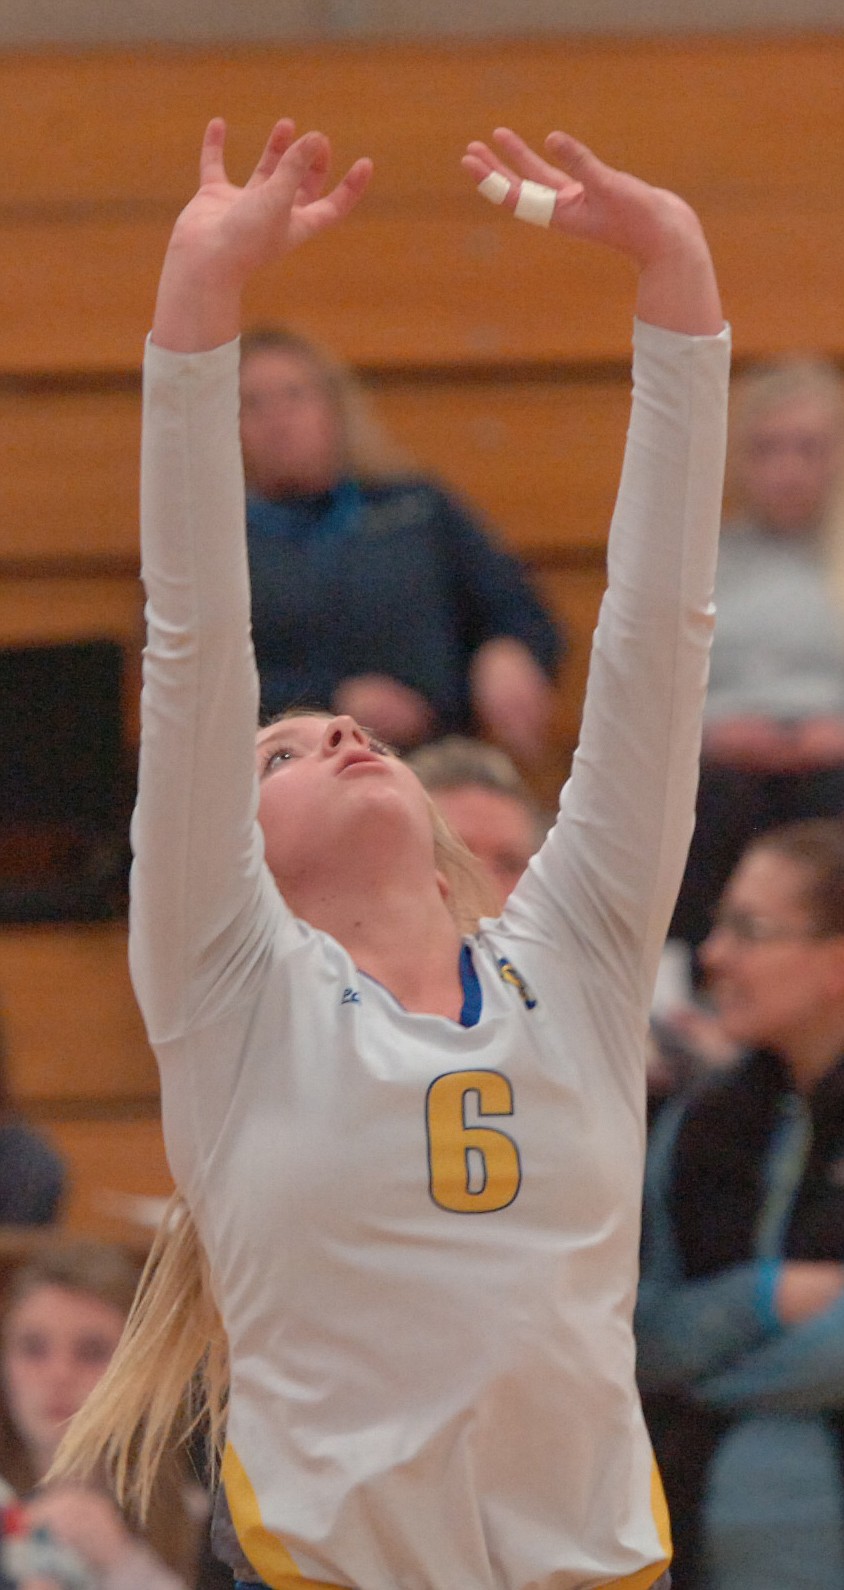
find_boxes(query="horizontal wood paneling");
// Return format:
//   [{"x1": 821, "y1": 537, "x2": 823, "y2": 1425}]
[
  {"x1": 0, "y1": 208, "x2": 631, "y2": 372},
  {"x1": 0, "y1": 572, "x2": 142, "y2": 646},
  {"x1": 41, "y1": 1116, "x2": 172, "y2": 1244},
  {"x1": 0, "y1": 376, "x2": 631, "y2": 560},
  {"x1": 2, "y1": 37, "x2": 842, "y2": 210},
  {"x1": 0, "y1": 37, "x2": 843, "y2": 370},
  {"x1": 0, "y1": 924, "x2": 157, "y2": 1103},
  {"x1": 5, "y1": 199, "x2": 844, "y2": 373},
  {"x1": 0, "y1": 387, "x2": 140, "y2": 561},
  {"x1": 376, "y1": 377, "x2": 630, "y2": 555}
]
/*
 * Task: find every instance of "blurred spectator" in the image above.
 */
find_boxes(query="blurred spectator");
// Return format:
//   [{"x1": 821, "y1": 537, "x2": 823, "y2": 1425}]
[
  {"x1": 0, "y1": 1241, "x2": 212, "y2": 1590},
  {"x1": 671, "y1": 357, "x2": 844, "y2": 956},
  {"x1": 638, "y1": 819, "x2": 844, "y2": 1590},
  {"x1": 647, "y1": 942, "x2": 741, "y2": 1123},
  {"x1": 240, "y1": 327, "x2": 563, "y2": 760},
  {"x1": 407, "y1": 735, "x2": 551, "y2": 909},
  {"x1": 0, "y1": 1024, "x2": 63, "y2": 1227}
]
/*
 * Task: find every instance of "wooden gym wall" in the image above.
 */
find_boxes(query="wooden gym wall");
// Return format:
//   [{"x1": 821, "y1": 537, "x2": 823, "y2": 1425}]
[{"x1": 0, "y1": 31, "x2": 842, "y2": 1236}]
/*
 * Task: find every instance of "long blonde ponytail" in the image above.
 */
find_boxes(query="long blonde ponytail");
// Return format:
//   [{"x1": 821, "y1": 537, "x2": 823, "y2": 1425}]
[{"x1": 50, "y1": 1191, "x2": 228, "y2": 1521}]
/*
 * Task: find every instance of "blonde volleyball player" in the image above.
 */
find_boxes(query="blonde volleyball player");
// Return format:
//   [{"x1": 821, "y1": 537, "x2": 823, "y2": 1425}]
[{"x1": 54, "y1": 117, "x2": 728, "y2": 1590}]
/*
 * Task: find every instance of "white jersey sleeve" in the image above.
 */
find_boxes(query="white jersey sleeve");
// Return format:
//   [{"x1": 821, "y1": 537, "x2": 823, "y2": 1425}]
[
  {"x1": 129, "y1": 336, "x2": 287, "y2": 1046},
  {"x1": 503, "y1": 318, "x2": 730, "y2": 1006}
]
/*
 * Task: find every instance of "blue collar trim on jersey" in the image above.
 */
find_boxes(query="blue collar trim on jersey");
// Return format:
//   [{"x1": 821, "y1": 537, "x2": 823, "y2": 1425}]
[
  {"x1": 459, "y1": 943, "x2": 482, "y2": 1028},
  {"x1": 247, "y1": 479, "x2": 363, "y2": 542}
]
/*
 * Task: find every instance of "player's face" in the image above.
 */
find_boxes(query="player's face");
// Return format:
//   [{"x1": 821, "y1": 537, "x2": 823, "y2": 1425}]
[
  {"x1": 431, "y1": 784, "x2": 538, "y2": 910},
  {"x1": 256, "y1": 715, "x2": 438, "y2": 895},
  {"x1": 737, "y1": 392, "x2": 842, "y2": 534},
  {"x1": 2, "y1": 1284, "x2": 125, "y2": 1472},
  {"x1": 240, "y1": 348, "x2": 344, "y2": 497},
  {"x1": 700, "y1": 849, "x2": 844, "y2": 1054}
]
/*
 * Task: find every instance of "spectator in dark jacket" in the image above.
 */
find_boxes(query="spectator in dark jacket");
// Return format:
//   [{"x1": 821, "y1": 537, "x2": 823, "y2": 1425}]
[
  {"x1": 638, "y1": 818, "x2": 844, "y2": 1590},
  {"x1": 240, "y1": 327, "x2": 563, "y2": 761}
]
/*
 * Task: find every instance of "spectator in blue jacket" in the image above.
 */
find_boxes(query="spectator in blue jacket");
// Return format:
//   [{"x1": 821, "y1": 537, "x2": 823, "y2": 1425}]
[
  {"x1": 239, "y1": 327, "x2": 563, "y2": 762},
  {"x1": 638, "y1": 817, "x2": 844, "y2": 1590}
]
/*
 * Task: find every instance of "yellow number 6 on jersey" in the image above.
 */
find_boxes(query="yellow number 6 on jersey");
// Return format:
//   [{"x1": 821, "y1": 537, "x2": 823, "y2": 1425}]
[{"x1": 426, "y1": 1070, "x2": 521, "y2": 1213}]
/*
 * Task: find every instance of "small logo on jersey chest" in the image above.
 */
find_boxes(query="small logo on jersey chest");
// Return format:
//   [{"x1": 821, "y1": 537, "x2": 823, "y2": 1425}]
[
  {"x1": 341, "y1": 987, "x2": 360, "y2": 1006},
  {"x1": 496, "y1": 957, "x2": 537, "y2": 1010}
]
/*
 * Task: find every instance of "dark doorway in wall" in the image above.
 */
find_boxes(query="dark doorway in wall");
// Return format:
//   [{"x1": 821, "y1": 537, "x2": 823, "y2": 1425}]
[{"x1": 0, "y1": 639, "x2": 131, "y2": 922}]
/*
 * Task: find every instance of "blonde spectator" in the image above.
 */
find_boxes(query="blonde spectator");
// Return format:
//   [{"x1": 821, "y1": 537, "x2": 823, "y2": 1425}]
[
  {"x1": 407, "y1": 735, "x2": 550, "y2": 909},
  {"x1": 671, "y1": 356, "x2": 844, "y2": 956}
]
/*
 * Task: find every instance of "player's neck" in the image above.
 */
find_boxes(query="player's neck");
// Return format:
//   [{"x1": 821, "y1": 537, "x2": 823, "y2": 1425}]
[{"x1": 294, "y1": 880, "x2": 466, "y2": 1020}]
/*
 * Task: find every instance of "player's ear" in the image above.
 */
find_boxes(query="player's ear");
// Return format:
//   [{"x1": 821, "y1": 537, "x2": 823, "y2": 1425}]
[{"x1": 435, "y1": 869, "x2": 451, "y2": 905}]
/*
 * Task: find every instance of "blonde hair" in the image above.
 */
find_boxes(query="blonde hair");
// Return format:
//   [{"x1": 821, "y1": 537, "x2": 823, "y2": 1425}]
[
  {"x1": 51, "y1": 742, "x2": 497, "y2": 1517},
  {"x1": 408, "y1": 735, "x2": 553, "y2": 856},
  {"x1": 240, "y1": 325, "x2": 414, "y2": 485},
  {"x1": 50, "y1": 1196, "x2": 226, "y2": 1519},
  {"x1": 726, "y1": 356, "x2": 844, "y2": 581},
  {"x1": 726, "y1": 355, "x2": 844, "y2": 512}
]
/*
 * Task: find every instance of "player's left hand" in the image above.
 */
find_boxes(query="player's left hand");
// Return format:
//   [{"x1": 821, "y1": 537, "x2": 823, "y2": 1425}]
[{"x1": 462, "y1": 127, "x2": 699, "y2": 268}]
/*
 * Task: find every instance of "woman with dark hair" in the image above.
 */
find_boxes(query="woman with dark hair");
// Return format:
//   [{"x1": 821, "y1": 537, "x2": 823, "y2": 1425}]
[
  {"x1": 639, "y1": 818, "x2": 844, "y2": 1589},
  {"x1": 0, "y1": 1240, "x2": 206, "y2": 1589}
]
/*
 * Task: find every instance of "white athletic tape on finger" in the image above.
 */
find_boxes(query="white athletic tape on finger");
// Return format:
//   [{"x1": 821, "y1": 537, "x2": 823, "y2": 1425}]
[
  {"x1": 477, "y1": 171, "x2": 510, "y2": 206},
  {"x1": 514, "y1": 180, "x2": 557, "y2": 227}
]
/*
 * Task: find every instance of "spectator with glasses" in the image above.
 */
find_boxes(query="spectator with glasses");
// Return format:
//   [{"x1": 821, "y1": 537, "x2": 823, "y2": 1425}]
[{"x1": 637, "y1": 817, "x2": 844, "y2": 1590}]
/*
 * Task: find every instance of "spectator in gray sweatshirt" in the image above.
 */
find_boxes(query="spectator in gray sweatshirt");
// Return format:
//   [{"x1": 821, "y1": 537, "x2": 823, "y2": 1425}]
[{"x1": 670, "y1": 356, "x2": 844, "y2": 958}]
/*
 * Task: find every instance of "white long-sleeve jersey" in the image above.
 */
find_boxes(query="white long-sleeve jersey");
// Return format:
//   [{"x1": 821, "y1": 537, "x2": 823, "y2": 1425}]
[{"x1": 130, "y1": 318, "x2": 730, "y2": 1590}]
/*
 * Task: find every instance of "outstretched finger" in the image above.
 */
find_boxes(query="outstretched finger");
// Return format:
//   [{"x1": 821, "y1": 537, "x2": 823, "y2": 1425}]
[
  {"x1": 492, "y1": 127, "x2": 566, "y2": 190},
  {"x1": 301, "y1": 157, "x2": 374, "y2": 233},
  {"x1": 261, "y1": 130, "x2": 333, "y2": 214},
  {"x1": 463, "y1": 140, "x2": 516, "y2": 184},
  {"x1": 493, "y1": 127, "x2": 590, "y2": 216},
  {"x1": 545, "y1": 131, "x2": 609, "y2": 190},
  {"x1": 463, "y1": 131, "x2": 589, "y2": 231},
  {"x1": 246, "y1": 118, "x2": 298, "y2": 187},
  {"x1": 293, "y1": 135, "x2": 333, "y2": 206},
  {"x1": 198, "y1": 117, "x2": 228, "y2": 187},
  {"x1": 462, "y1": 142, "x2": 527, "y2": 217},
  {"x1": 462, "y1": 146, "x2": 566, "y2": 230}
]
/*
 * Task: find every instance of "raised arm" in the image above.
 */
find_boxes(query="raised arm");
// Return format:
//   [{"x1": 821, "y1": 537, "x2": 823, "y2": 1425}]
[
  {"x1": 462, "y1": 128, "x2": 723, "y2": 335},
  {"x1": 130, "y1": 121, "x2": 371, "y2": 1042},
  {"x1": 152, "y1": 117, "x2": 372, "y2": 352},
  {"x1": 464, "y1": 131, "x2": 729, "y2": 1008}
]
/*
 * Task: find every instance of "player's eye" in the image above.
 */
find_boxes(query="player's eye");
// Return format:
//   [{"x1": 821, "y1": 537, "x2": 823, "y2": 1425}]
[{"x1": 261, "y1": 746, "x2": 296, "y2": 776}]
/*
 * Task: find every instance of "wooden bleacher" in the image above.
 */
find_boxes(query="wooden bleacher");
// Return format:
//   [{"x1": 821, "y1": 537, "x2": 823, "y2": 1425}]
[
  {"x1": 1, "y1": 30, "x2": 842, "y2": 1236},
  {"x1": 0, "y1": 922, "x2": 169, "y2": 1241}
]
